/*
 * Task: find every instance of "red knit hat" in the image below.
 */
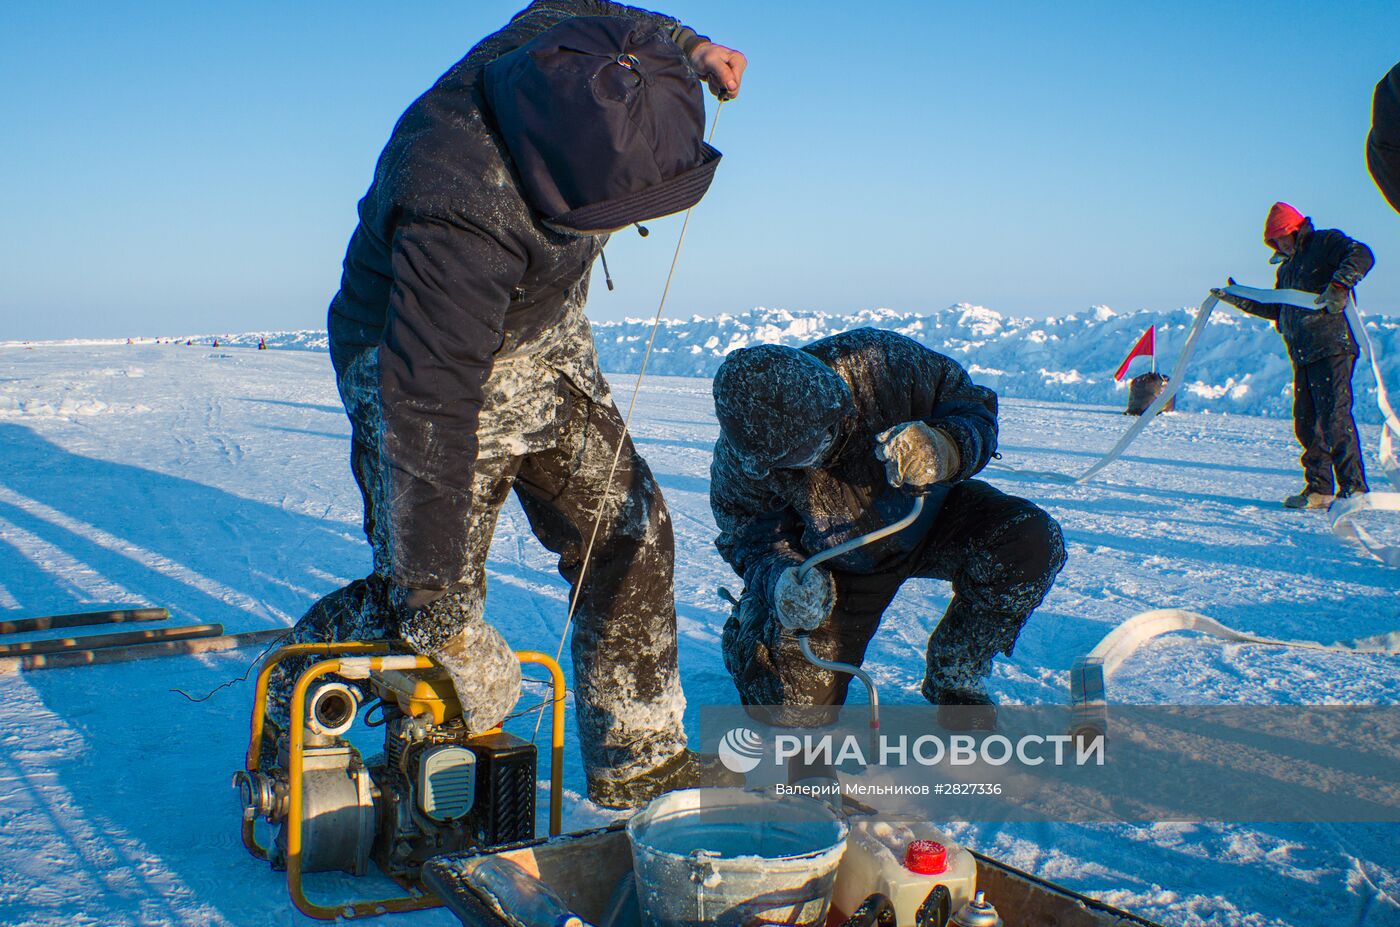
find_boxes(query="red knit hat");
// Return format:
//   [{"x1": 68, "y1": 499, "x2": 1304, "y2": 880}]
[{"x1": 1264, "y1": 202, "x2": 1306, "y2": 243}]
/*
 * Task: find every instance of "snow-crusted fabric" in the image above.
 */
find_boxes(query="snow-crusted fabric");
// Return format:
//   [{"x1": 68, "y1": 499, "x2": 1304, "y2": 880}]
[
  {"x1": 711, "y1": 328, "x2": 998, "y2": 603},
  {"x1": 711, "y1": 344, "x2": 852, "y2": 478},
  {"x1": 772, "y1": 565, "x2": 835, "y2": 631},
  {"x1": 264, "y1": 576, "x2": 394, "y2": 729},
  {"x1": 720, "y1": 480, "x2": 1065, "y2": 724},
  {"x1": 266, "y1": 330, "x2": 686, "y2": 778},
  {"x1": 510, "y1": 387, "x2": 687, "y2": 781},
  {"x1": 263, "y1": 580, "x2": 523, "y2": 735},
  {"x1": 401, "y1": 592, "x2": 522, "y2": 734},
  {"x1": 874, "y1": 422, "x2": 961, "y2": 492}
]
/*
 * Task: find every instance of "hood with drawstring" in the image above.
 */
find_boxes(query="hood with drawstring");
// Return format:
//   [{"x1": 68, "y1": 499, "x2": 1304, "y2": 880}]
[
  {"x1": 713, "y1": 345, "x2": 853, "y2": 478},
  {"x1": 484, "y1": 16, "x2": 721, "y2": 233}
]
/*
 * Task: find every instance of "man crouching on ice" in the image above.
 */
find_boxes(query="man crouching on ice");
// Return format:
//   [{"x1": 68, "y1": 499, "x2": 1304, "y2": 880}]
[
  {"x1": 262, "y1": 1, "x2": 747, "y2": 810},
  {"x1": 710, "y1": 330, "x2": 1067, "y2": 731}
]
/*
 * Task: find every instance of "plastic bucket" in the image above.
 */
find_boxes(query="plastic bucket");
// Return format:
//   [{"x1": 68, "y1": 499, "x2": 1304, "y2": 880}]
[{"x1": 626, "y1": 788, "x2": 848, "y2": 927}]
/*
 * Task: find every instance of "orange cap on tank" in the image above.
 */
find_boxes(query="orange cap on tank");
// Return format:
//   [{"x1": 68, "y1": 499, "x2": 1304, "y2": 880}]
[{"x1": 904, "y1": 840, "x2": 949, "y2": 875}]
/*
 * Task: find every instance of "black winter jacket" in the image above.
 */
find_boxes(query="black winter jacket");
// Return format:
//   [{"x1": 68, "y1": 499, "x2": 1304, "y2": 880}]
[
  {"x1": 1370, "y1": 61, "x2": 1400, "y2": 214},
  {"x1": 326, "y1": 1, "x2": 695, "y2": 589},
  {"x1": 710, "y1": 330, "x2": 999, "y2": 604},
  {"x1": 1232, "y1": 219, "x2": 1374, "y2": 366}
]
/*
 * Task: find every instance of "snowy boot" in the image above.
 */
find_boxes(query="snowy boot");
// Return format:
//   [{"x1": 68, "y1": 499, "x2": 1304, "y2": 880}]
[
  {"x1": 398, "y1": 589, "x2": 522, "y2": 734},
  {"x1": 587, "y1": 749, "x2": 743, "y2": 810},
  {"x1": 922, "y1": 604, "x2": 1002, "y2": 733},
  {"x1": 1282, "y1": 488, "x2": 1334, "y2": 510},
  {"x1": 929, "y1": 684, "x2": 998, "y2": 733}
]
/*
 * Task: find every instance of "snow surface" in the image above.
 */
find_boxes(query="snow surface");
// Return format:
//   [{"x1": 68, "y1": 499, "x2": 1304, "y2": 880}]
[
  {"x1": 1, "y1": 341, "x2": 1398, "y2": 926},
  {"x1": 33, "y1": 299, "x2": 1399, "y2": 424}
]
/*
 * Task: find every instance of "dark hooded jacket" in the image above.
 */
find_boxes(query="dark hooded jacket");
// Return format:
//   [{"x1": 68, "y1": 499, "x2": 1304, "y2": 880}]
[
  {"x1": 326, "y1": 1, "x2": 705, "y2": 589},
  {"x1": 710, "y1": 329, "x2": 999, "y2": 604},
  {"x1": 1230, "y1": 219, "x2": 1374, "y2": 366}
]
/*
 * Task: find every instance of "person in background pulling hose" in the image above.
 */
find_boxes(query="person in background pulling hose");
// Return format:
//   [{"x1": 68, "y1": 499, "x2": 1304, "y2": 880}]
[
  {"x1": 1211, "y1": 202, "x2": 1374, "y2": 510},
  {"x1": 709, "y1": 331, "x2": 1067, "y2": 732}
]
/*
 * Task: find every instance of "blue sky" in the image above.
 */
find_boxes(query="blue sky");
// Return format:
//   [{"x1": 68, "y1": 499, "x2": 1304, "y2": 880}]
[{"x1": 3, "y1": 1, "x2": 1399, "y2": 340}]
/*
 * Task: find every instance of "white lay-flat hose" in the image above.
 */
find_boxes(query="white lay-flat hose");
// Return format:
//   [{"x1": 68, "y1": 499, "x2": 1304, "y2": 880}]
[
  {"x1": 1069, "y1": 608, "x2": 1400, "y2": 731},
  {"x1": 1074, "y1": 294, "x2": 1222, "y2": 484}
]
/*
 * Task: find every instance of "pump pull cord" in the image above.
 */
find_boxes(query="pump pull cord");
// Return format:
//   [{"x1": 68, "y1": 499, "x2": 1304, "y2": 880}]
[{"x1": 531, "y1": 101, "x2": 726, "y2": 742}]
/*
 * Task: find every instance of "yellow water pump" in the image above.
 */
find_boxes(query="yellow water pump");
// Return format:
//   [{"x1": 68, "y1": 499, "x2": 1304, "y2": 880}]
[{"x1": 234, "y1": 642, "x2": 564, "y2": 920}]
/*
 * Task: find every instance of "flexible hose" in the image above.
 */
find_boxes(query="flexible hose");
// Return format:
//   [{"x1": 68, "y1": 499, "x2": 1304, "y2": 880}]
[
  {"x1": 797, "y1": 632, "x2": 880, "y2": 738},
  {"x1": 796, "y1": 496, "x2": 924, "y2": 581},
  {"x1": 789, "y1": 493, "x2": 926, "y2": 739}
]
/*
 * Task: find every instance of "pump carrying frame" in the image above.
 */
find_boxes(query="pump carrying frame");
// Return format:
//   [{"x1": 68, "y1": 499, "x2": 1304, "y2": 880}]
[{"x1": 242, "y1": 642, "x2": 566, "y2": 921}]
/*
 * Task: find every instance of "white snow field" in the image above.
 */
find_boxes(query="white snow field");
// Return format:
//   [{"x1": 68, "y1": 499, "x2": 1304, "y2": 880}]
[
  {"x1": 0, "y1": 340, "x2": 1398, "y2": 927},
  {"x1": 64, "y1": 301, "x2": 1400, "y2": 424}
]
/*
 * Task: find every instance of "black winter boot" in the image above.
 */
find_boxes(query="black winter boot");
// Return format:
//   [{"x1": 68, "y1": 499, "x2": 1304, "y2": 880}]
[
  {"x1": 928, "y1": 684, "x2": 998, "y2": 733},
  {"x1": 587, "y1": 749, "x2": 744, "y2": 810},
  {"x1": 922, "y1": 601, "x2": 1006, "y2": 732}
]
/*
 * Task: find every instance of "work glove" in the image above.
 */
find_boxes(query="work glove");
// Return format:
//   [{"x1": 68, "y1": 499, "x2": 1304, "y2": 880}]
[
  {"x1": 1210, "y1": 277, "x2": 1242, "y2": 307},
  {"x1": 1316, "y1": 284, "x2": 1351, "y2": 314},
  {"x1": 874, "y1": 421, "x2": 961, "y2": 492},
  {"x1": 395, "y1": 586, "x2": 522, "y2": 734},
  {"x1": 772, "y1": 565, "x2": 836, "y2": 631}
]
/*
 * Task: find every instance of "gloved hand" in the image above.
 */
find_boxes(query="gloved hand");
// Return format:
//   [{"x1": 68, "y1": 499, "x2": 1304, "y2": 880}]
[
  {"x1": 1210, "y1": 277, "x2": 1242, "y2": 307},
  {"x1": 772, "y1": 565, "x2": 835, "y2": 631},
  {"x1": 874, "y1": 421, "x2": 961, "y2": 491},
  {"x1": 1316, "y1": 284, "x2": 1351, "y2": 314}
]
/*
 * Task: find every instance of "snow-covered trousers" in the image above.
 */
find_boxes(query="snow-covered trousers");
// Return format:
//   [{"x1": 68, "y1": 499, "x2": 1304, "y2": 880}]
[
  {"x1": 722, "y1": 480, "x2": 1066, "y2": 724},
  {"x1": 1293, "y1": 353, "x2": 1369, "y2": 496},
  {"x1": 266, "y1": 349, "x2": 687, "y2": 782}
]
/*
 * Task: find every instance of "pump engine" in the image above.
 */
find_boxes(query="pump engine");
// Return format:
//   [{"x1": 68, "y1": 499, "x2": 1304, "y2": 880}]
[{"x1": 234, "y1": 664, "x2": 536, "y2": 880}]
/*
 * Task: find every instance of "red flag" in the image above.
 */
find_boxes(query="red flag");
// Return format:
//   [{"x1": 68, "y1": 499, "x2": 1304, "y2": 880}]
[{"x1": 1114, "y1": 325, "x2": 1155, "y2": 381}]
